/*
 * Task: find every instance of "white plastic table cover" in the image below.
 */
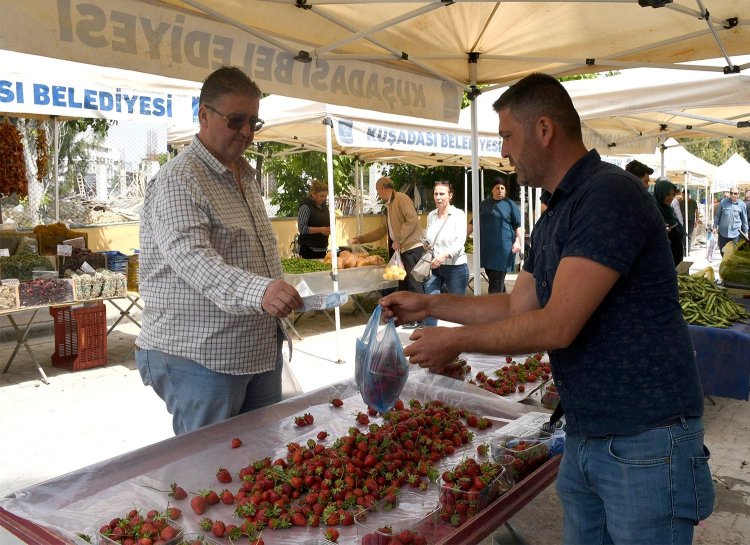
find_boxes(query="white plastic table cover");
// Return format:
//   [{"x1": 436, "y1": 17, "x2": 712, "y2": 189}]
[
  {"x1": 0, "y1": 371, "x2": 537, "y2": 545},
  {"x1": 284, "y1": 265, "x2": 396, "y2": 297}
]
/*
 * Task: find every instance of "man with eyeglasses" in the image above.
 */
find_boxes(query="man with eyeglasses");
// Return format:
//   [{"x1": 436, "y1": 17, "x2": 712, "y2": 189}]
[
  {"x1": 136, "y1": 66, "x2": 302, "y2": 435},
  {"x1": 713, "y1": 186, "x2": 748, "y2": 256}
]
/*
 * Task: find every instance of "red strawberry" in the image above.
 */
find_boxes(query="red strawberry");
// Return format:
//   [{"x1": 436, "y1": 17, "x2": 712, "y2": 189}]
[
  {"x1": 506, "y1": 356, "x2": 513, "y2": 363},
  {"x1": 330, "y1": 398, "x2": 343, "y2": 408},
  {"x1": 304, "y1": 413, "x2": 314, "y2": 425},
  {"x1": 211, "y1": 520, "x2": 226, "y2": 538},
  {"x1": 231, "y1": 437, "x2": 243, "y2": 449},
  {"x1": 205, "y1": 490, "x2": 220, "y2": 505},
  {"x1": 169, "y1": 483, "x2": 187, "y2": 500},
  {"x1": 294, "y1": 415, "x2": 307, "y2": 427},
  {"x1": 220, "y1": 489, "x2": 234, "y2": 505},
  {"x1": 393, "y1": 399, "x2": 405, "y2": 411},
  {"x1": 165, "y1": 506, "x2": 181, "y2": 520},
  {"x1": 477, "y1": 443, "x2": 488, "y2": 457},
  {"x1": 290, "y1": 512, "x2": 307, "y2": 527},
  {"x1": 317, "y1": 430, "x2": 329, "y2": 441},
  {"x1": 159, "y1": 525, "x2": 177, "y2": 541},
  {"x1": 324, "y1": 528, "x2": 340, "y2": 542},
  {"x1": 356, "y1": 412, "x2": 370, "y2": 425},
  {"x1": 190, "y1": 495, "x2": 206, "y2": 515},
  {"x1": 367, "y1": 406, "x2": 378, "y2": 416},
  {"x1": 216, "y1": 468, "x2": 232, "y2": 483},
  {"x1": 250, "y1": 539, "x2": 264, "y2": 545}
]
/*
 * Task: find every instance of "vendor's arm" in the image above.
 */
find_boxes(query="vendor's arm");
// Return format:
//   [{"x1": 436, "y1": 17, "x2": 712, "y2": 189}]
[
  {"x1": 512, "y1": 226, "x2": 523, "y2": 253},
  {"x1": 404, "y1": 257, "x2": 620, "y2": 368},
  {"x1": 150, "y1": 173, "x2": 301, "y2": 316}
]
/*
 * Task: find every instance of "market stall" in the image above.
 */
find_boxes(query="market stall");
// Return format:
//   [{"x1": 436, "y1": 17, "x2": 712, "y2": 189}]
[
  {"x1": 0, "y1": 371, "x2": 560, "y2": 545},
  {"x1": 689, "y1": 297, "x2": 750, "y2": 401}
]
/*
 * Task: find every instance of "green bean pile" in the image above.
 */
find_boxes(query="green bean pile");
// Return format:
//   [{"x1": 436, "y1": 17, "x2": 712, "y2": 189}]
[
  {"x1": 368, "y1": 247, "x2": 389, "y2": 260},
  {"x1": 678, "y1": 274, "x2": 749, "y2": 328},
  {"x1": 281, "y1": 258, "x2": 331, "y2": 274}
]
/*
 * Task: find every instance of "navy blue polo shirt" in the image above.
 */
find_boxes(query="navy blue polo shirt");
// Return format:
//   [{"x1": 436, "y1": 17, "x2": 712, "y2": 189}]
[{"x1": 524, "y1": 150, "x2": 703, "y2": 436}]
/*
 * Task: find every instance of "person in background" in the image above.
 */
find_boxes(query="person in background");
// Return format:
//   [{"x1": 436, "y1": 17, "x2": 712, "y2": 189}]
[
  {"x1": 687, "y1": 192, "x2": 700, "y2": 252},
  {"x1": 380, "y1": 73, "x2": 712, "y2": 544},
  {"x1": 625, "y1": 159, "x2": 654, "y2": 189},
  {"x1": 422, "y1": 181, "x2": 468, "y2": 326},
  {"x1": 137, "y1": 66, "x2": 302, "y2": 435},
  {"x1": 467, "y1": 178, "x2": 522, "y2": 293},
  {"x1": 348, "y1": 176, "x2": 424, "y2": 328},
  {"x1": 297, "y1": 179, "x2": 330, "y2": 258},
  {"x1": 671, "y1": 186, "x2": 686, "y2": 254},
  {"x1": 713, "y1": 185, "x2": 749, "y2": 256},
  {"x1": 654, "y1": 178, "x2": 685, "y2": 266},
  {"x1": 745, "y1": 189, "x2": 750, "y2": 220}
]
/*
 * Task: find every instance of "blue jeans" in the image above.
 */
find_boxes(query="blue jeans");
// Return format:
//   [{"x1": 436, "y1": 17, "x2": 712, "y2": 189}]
[
  {"x1": 136, "y1": 332, "x2": 283, "y2": 435},
  {"x1": 423, "y1": 263, "x2": 468, "y2": 326},
  {"x1": 557, "y1": 417, "x2": 714, "y2": 545}
]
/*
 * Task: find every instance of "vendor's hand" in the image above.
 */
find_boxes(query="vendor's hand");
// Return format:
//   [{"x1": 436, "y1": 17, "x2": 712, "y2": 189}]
[
  {"x1": 512, "y1": 241, "x2": 522, "y2": 254},
  {"x1": 392, "y1": 241, "x2": 401, "y2": 251},
  {"x1": 380, "y1": 291, "x2": 428, "y2": 325},
  {"x1": 262, "y1": 279, "x2": 303, "y2": 318},
  {"x1": 403, "y1": 327, "x2": 462, "y2": 370}
]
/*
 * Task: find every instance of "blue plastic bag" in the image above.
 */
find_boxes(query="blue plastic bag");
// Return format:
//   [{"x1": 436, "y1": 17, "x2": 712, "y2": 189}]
[{"x1": 355, "y1": 305, "x2": 409, "y2": 413}]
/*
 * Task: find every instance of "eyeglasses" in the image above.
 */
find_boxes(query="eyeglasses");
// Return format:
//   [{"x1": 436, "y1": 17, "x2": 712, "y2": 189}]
[
  {"x1": 731, "y1": 192, "x2": 739, "y2": 195},
  {"x1": 205, "y1": 104, "x2": 264, "y2": 132}
]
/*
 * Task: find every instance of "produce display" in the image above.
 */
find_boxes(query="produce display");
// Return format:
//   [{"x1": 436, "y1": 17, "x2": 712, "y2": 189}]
[
  {"x1": 678, "y1": 274, "x2": 749, "y2": 328},
  {"x1": 470, "y1": 353, "x2": 550, "y2": 396},
  {"x1": 354, "y1": 491, "x2": 436, "y2": 545},
  {"x1": 325, "y1": 249, "x2": 386, "y2": 270},
  {"x1": 438, "y1": 458, "x2": 507, "y2": 527},
  {"x1": 428, "y1": 358, "x2": 471, "y2": 380},
  {"x1": 540, "y1": 383, "x2": 560, "y2": 410},
  {"x1": 96, "y1": 507, "x2": 183, "y2": 545},
  {"x1": 0, "y1": 284, "x2": 19, "y2": 311},
  {"x1": 0, "y1": 117, "x2": 28, "y2": 199},
  {"x1": 58, "y1": 247, "x2": 107, "y2": 274},
  {"x1": 130, "y1": 399, "x2": 501, "y2": 543},
  {"x1": 491, "y1": 431, "x2": 552, "y2": 481},
  {"x1": 68, "y1": 269, "x2": 128, "y2": 300},
  {"x1": 0, "y1": 253, "x2": 55, "y2": 282},
  {"x1": 281, "y1": 258, "x2": 331, "y2": 274},
  {"x1": 32, "y1": 222, "x2": 88, "y2": 255},
  {"x1": 367, "y1": 247, "x2": 390, "y2": 261},
  {"x1": 18, "y1": 278, "x2": 74, "y2": 307},
  {"x1": 718, "y1": 238, "x2": 750, "y2": 286}
]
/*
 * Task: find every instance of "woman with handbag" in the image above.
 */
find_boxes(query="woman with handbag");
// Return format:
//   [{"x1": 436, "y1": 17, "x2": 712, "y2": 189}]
[{"x1": 422, "y1": 181, "x2": 468, "y2": 327}]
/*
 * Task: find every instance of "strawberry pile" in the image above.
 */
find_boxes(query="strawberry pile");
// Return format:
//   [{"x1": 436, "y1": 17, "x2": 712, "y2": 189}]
[
  {"x1": 470, "y1": 353, "x2": 550, "y2": 396},
  {"x1": 428, "y1": 358, "x2": 471, "y2": 381},
  {"x1": 98, "y1": 508, "x2": 183, "y2": 545},
  {"x1": 496, "y1": 437, "x2": 551, "y2": 481},
  {"x1": 438, "y1": 458, "x2": 506, "y2": 527},
  {"x1": 171, "y1": 399, "x2": 492, "y2": 541}
]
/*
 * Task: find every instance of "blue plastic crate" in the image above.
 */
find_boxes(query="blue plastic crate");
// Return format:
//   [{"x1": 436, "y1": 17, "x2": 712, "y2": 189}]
[{"x1": 98, "y1": 251, "x2": 130, "y2": 273}]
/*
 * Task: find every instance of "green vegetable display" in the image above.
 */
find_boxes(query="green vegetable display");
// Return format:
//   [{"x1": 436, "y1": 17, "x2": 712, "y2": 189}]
[
  {"x1": 0, "y1": 254, "x2": 54, "y2": 281},
  {"x1": 281, "y1": 258, "x2": 331, "y2": 274},
  {"x1": 367, "y1": 247, "x2": 389, "y2": 260},
  {"x1": 678, "y1": 274, "x2": 749, "y2": 328}
]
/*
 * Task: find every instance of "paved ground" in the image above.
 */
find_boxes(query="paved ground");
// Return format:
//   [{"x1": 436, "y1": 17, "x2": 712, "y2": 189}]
[{"x1": 1, "y1": 246, "x2": 748, "y2": 544}]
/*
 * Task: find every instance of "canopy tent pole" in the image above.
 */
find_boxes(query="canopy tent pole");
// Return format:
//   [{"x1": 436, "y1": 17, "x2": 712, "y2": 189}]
[
  {"x1": 324, "y1": 117, "x2": 344, "y2": 364},
  {"x1": 469, "y1": 54, "x2": 481, "y2": 296},
  {"x1": 684, "y1": 172, "x2": 690, "y2": 256},
  {"x1": 519, "y1": 182, "x2": 526, "y2": 263},
  {"x1": 53, "y1": 116, "x2": 59, "y2": 222},
  {"x1": 355, "y1": 160, "x2": 363, "y2": 234},
  {"x1": 464, "y1": 168, "x2": 468, "y2": 214}
]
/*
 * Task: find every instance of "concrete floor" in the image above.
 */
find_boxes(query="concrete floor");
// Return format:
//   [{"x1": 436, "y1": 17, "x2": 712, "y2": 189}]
[{"x1": 0, "y1": 255, "x2": 748, "y2": 544}]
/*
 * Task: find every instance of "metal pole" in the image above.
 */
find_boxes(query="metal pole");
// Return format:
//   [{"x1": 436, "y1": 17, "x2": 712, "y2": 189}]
[
  {"x1": 53, "y1": 116, "x2": 59, "y2": 222},
  {"x1": 324, "y1": 118, "x2": 344, "y2": 364},
  {"x1": 469, "y1": 54, "x2": 481, "y2": 296}
]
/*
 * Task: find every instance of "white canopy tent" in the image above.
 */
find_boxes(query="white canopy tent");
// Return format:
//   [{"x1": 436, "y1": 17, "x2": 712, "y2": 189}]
[
  {"x1": 714, "y1": 152, "x2": 750, "y2": 190},
  {"x1": 3, "y1": 0, "x2": 750, "y2": 294}
]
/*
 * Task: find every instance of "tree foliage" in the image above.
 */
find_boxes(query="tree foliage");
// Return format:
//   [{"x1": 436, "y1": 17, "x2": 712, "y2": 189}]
[
  {"x1": 681, "y1": 138, "x2": 750, "y2": 166},
  {"x1": 259, "y1": 142, "x2": 357, "y2": 217}
]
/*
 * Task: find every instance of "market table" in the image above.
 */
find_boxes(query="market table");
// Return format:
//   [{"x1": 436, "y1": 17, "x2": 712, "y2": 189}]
[
  {"x1": 283, "y1": 265, "x2": 396, "y2": 336},
  {"x1": 688, "y1": 297, "x2": 750, "y2": 401},
  {"x1": 0, "y1": 293, "x2": 141, "y2": 384},
  {"x1": 0, "y1": 372, "x2": 560, "y2": 545}
]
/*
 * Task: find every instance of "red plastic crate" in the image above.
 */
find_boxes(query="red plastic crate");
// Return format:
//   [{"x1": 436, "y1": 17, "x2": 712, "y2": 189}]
[{"x1": 49, "y1": 303, "x2": 107, "y2": 371}]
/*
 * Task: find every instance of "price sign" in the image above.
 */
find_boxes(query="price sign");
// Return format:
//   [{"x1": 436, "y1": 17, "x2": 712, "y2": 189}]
[
  {"x1": 0, "y1": 249, "x2": 9, "y2": 257},
  {"x1": 57, "y1": 244, "x2": 73, "y2": 256}
]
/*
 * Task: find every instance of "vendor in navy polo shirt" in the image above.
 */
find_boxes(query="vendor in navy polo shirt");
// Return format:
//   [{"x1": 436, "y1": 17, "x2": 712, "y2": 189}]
[{"x1": 380, "y1": 73, "x2": 713, "y2": 544}]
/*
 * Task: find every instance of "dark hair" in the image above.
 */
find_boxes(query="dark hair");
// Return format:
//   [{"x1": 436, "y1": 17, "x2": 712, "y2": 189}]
[
  {"x1": 625, "y1": 160, "x2": 654, "y2": 178},
  {"x1": 309, "y1": 179, "x2": 328, "y2": 195},
  {"x1": 492, "y1": 73, "x2": 582, "y2": 140},
  {"x1": 434, "y1": 180, "x2": 453, "y2": 193},
  {"x1": 491, "y1": 178, "x2": 506, "y2": 189},
  {"x1": 200, "y1": 66, "x2": 261, "y2": 106}
]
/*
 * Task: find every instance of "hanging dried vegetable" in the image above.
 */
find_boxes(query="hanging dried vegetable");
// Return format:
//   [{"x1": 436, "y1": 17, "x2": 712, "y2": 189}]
[
  {"x1": 36, "y1": 122, "x2": 50, "y2": 182},
  {"x1": 0, "y1": 117, "x2": 29, "y2": 197}
]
